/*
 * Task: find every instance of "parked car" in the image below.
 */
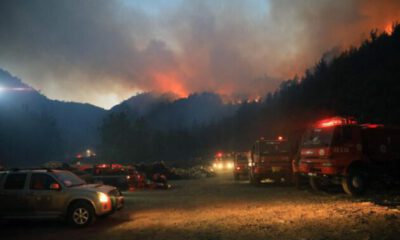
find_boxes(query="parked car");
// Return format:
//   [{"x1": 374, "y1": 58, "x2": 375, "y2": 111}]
[
  {"x1": 91, "y1": 164, "x2": 135, "y2": 190},
  {"x1": 0, "y1": 169, "x2": 124, "y2": 226}
]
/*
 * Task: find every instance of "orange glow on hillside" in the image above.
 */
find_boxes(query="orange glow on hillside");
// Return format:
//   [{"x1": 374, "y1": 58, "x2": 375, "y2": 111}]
[
  {"x1": 384, "y1": 23, "x2": 394, "y2": 35},
  {"x1": 153, "y1": 72, "x2": 188, "y2": 98}
]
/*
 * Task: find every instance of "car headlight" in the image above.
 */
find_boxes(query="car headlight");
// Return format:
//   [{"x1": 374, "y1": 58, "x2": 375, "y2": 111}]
[{"x1": 98, "y1": 192, "x2": 110, "y2": 203}]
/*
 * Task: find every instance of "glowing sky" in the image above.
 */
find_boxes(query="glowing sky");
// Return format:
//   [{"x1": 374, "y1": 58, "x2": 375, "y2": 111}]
[{"x1": 0, "y1": 0, "x2": 399, "y2": 109}]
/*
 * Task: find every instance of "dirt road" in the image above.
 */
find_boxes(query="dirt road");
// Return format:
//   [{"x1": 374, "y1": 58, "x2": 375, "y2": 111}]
[{"x1": 2, "y1": 173, "x2": 400, "y2": 240}]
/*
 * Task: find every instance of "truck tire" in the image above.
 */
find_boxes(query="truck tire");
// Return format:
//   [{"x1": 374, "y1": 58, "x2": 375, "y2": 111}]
[
  {"x1": 68, "y1": 201, "x2": 95, "y2": 227},
  {"x1": 342, "y1": 170, "x2": 367, "y2": 196}
]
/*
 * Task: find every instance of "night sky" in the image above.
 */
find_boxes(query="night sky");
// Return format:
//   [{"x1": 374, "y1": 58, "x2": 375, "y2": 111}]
[{"x1": 0, "y1": 0, "x2": 399, "y2": 109}]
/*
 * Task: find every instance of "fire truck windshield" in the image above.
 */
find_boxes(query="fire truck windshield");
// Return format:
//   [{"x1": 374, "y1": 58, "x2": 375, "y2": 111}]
[
  {"x1": 260, "y1": 141, "x2": 289, "y2": 155},
  {"x1": 301, "y1": 127, "x2": 334, "y2": 147}
]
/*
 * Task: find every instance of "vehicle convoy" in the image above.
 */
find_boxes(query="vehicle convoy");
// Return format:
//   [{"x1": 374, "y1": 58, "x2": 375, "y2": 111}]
[
  {"x1": 0, "y1": 169, "x2": 124, "y2": 227},
  {"x1": 233, "y1": 152, "x2": 249, "y2": 180},
  {"x1": 298, "y1": 116, "x2": 400, "y2": 195},
  {"x1": 249, "y1": 137, "x2": 295, "y2": 185},
  {"x1": 212, "y1": 152, "x2": 234, "y2": 171}
]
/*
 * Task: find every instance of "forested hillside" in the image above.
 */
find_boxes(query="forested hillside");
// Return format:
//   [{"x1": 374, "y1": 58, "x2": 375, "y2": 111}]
[
  {"x1": 0, "y1": 70, "x2": 106, "y2": 166},
  {"x1": 2, "y1": 25, "x2": 400, "y2": 167},
  {"x1": 100, "y1": 24, "x2": 400, "y2": 165}
]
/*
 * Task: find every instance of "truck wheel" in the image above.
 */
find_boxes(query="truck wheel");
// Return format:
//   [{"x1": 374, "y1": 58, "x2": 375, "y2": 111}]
[
  {"x1": 309, "y1": 176, "x2": 327, "y2": 192},
  {"x1": 234, "y1": 174, "x2": 240, "y2": 181},
  {"x1": 68, "y1": 201, "x2": 95, "y2": 227},
  {"x1": 342, "y1": 171, "x2": 367, "y2": 196}
]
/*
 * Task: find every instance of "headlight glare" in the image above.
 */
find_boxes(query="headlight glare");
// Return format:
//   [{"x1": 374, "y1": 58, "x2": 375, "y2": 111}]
[{"x1": 98, "y1": 192, "x2": 109, "y2": 203}]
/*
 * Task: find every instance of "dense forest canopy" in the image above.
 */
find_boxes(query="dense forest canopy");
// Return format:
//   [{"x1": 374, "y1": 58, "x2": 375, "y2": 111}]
[{"x1": 1, "y1": 24, "x2": 400, "y2": 167}]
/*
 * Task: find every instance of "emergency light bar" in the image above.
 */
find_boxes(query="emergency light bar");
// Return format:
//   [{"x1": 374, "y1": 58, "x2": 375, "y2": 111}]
[
  {"x1": 316, "y1": 117, "x2": 357, "y2": 128},
  {"x1": 360, "y1": 123, "x2": 384, "y2": 129}
]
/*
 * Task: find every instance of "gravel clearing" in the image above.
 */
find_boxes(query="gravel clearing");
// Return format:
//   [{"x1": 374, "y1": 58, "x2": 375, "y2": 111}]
[{"x1": 3, "y1": 173, "x2": 400, "y2": 240}]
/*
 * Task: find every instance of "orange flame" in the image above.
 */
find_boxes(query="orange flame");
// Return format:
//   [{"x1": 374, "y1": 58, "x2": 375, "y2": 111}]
[
  {"x1": 153, "y1": 72, "x2": 188, "y2": 98},
  {"x1": 384, "y1": 23, "x2": 394, "y2": 35}
]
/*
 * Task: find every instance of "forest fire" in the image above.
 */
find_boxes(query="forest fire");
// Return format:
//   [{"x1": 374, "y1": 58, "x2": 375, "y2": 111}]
[
  {"x1": 2, "y1": 1, "x2": 400, "y2": 240},
  {"x1": 385, "y1": 23, "x2": 394, "y2": 34},
  {"x1": 153, "y1": 72, "x2": 188, "y2": 98}
]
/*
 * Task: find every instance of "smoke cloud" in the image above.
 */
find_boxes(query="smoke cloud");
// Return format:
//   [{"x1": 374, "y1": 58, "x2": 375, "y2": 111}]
[{"x1": 0, "y1": 0, "x2": 399, "y2": 108}]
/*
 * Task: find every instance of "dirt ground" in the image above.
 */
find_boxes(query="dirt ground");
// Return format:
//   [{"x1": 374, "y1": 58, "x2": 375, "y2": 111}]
[{"x1": 2, "y1": 172, "x2": 400, "y2": 240}]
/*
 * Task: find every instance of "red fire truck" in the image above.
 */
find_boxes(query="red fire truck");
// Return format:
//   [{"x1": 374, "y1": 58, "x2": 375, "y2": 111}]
[
  {"x1": 233, "y1": 152, "x2": 249, "y2": 180},
  {"x1": 249, "y1": 137, "x2": 295, "y2": 185},
  {"x1": 298, "y1": 116, "x2": 400, "y2": 195},
  {"x1": 212, "y1": 152, "x2": 234, "y2": 171}
]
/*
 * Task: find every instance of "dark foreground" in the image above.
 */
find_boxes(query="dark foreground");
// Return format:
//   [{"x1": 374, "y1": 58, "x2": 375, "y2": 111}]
[{"x1": 2, "y1": 173, "x2": 400, "y2": 240}]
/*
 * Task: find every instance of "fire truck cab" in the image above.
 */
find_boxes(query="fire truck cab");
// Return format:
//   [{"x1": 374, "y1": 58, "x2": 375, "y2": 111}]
[
  {"x1": 298, "y1": 116, "x2": 400, "y2": 195},
  {"x1": 212, "y1": 152, "x2": 234, "y2": 171},
  {"x1": 233, "y1": 152, "x2": 249, "y2": 180},
  {"x1": 249, "y1": 137, "x2": 294, "y2": 185}
]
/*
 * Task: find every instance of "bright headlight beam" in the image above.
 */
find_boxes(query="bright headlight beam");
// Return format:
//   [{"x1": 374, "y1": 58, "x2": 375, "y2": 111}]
[
  {"x1": 98, "y1": 192, "x2": 109, "y2": 203},
  {"x1": 227, "y1": 162, "x2": 234, "y2": 169}
]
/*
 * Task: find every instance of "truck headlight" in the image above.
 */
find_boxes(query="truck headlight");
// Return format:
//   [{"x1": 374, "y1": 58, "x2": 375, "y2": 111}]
[
  {"x1": 98, "y1": 192, "x2": 110, "y2": 203},
  {"x1": 227, "y1": 162, "x2": 234, "y2": 169},
  {"x1": 322, "y1": 162, "x2": 333, "y2": 167}
]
